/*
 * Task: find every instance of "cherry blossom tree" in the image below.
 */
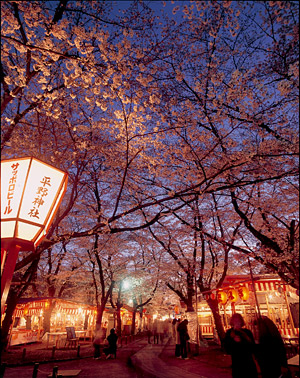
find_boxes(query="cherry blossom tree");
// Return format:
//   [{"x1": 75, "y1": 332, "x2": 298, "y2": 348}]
[{"x1": 1, "y1": 0, "x2": 299, "y2": 348}]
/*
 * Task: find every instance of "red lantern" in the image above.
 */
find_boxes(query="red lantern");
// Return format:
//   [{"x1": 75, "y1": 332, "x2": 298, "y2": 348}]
[
  {"x1": 228, "y1": 288, "x2": 238, "y2": 302},
  {"x1": 237, "y1": 286, "x2": 249, "y2": 301},
  {"x1": 217, "y1": 291, "x2": 227, "y2": 305},
  {"x1": 210, "y1": 293, "x2": 216, "y2": 300},
  {"x1": 205, "y1": 294, "x2": 210, "y2": 301}
]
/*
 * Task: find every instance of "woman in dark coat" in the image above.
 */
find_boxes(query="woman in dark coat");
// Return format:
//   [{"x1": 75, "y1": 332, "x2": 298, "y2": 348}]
[
  {"x1": 256, "y1": 316, "x2": 291, "y2": 378},
  {"x1": 224, "y1": 313, "x2": 258, "y2": 378},
  {"x1": 177, "y1": 319, "x2": 189, "y2": 360}
]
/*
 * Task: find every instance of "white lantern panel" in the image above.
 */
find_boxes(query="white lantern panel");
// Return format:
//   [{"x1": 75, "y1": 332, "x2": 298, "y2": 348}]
[
  {"x1": 1, "y1": 159, "x2": 31, "y2": 219},
  {"x1": 43, "y1": 180, "x2": 68, "y2": 233},
  {"x1": 1, "y1": 221, "x2": 15, "y2": 238},
  {"x1": 15, "y1": 221, "x2": 41, "y2": 241},
  {"x1": 19, "y1": 159, "x2": 66, "y2": 225}
]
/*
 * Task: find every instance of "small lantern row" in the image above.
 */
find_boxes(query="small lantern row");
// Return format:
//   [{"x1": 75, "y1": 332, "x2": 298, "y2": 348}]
[{"x1": 204, "y1": 286, "x2": 249, "y2": 304}]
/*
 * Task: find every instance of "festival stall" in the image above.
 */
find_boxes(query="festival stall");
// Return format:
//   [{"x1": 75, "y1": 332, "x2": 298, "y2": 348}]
[
  {"x1": 197, "y1": 274, "x2": 299, "y2": 340},
  {"x1": 8, "y1": 298, "x2": 47, "y2": 346},
  {"x1": 5, "y1": 298, "x2": 145, "y2": 346},
  {"x1": 6, "y1": 298, "x2": 96, "y2": 346}
]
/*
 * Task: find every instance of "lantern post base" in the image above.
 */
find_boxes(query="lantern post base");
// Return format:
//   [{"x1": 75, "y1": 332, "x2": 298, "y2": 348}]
[{"x1": 1, "y1": 244, "x2": 21, "y2": 316}]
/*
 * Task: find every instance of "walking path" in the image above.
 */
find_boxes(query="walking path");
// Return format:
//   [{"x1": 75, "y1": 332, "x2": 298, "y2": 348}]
[{"x1": 1, "y1": 337, "x2": 233, "y2": 378}]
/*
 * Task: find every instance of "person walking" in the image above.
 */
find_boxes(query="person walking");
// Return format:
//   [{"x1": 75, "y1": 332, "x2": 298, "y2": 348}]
[
  {"x1": 153, "y1": 318, "x2": 159, "y2": 344},
  {"x1": 177, "y1": 319, "x2": 190, "y2": 360},
  {"x1": 256, "y1": 316, "x2": 291, "y2": 378},
  {"x1": 103, "y1": 328, "x2": 118, "y2": 360},
  {"x1": 173, "y1": 318, "x2": 181, "y2": 358},
  {"x1": 157, "y1": 319, "x2": 164, "y2": 344},
  {"x1": 224, "y1": 313, "x2": 258, "y2": 378}
]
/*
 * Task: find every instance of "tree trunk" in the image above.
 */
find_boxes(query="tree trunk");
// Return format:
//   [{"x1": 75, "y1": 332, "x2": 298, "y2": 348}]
[
  {"x1": 95, "y1": 301, "x2": 106, "y2": 329},
  {"x1": 186, "y1": 274, "x2": 195, "y2": 312},
  {"x1": 43, "y1": 300, "x2": 55, "y2": 334},
  {"x1": 206, "y1": 297, "x2": 226, "y2": 344},
  {"x1": 131, "y1": 309, "x2": 137, "y2": 335},
  {"x1": 116, "y1": 303, "x2": 122, "y2": 337},
  {"x1": 0, "y1": 290, "x2": 19, "y2": 352}
]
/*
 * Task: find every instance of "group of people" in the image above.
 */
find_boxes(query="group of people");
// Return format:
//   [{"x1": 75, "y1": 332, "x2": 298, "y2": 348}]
[
  {"x1": 93, "y1": 327, "x2": 118, "y2": 360},
  {"x1": 92, "y1": 313, "x2": 292, "y2": 377},
  {"x1": 224, "y1": 313, "x2": 292, "y2": 378},
  {"x1": 172, "y1": 314, "x2": 292, "y2": 377}
]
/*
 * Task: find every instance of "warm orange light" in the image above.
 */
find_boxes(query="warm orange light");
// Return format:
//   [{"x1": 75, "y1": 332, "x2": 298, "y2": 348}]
[
  {"x1": 237, "y1": 286, "x2": 249, "y2": 301},
  {"x1": 217, "y1": 291, "x2": 227, "y2": 305},
  {"x1": 1, "y1": 157, "x2": 68, "y2": 250},
  {"x1": 227, "y1": 288, "x2": 238, "y2": 302}
]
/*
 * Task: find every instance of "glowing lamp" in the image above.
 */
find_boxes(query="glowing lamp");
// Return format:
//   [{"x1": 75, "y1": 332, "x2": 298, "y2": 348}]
[
  {"x1": 217, "y1": 291, "x2": 227, "y2": 305},
  {"x1": 1, "y1": 157, "x2": 68, "y2": 250},
  {"x1": 1, "y1": 157, "x2": 68, "y2": 315},
  {"x1": 237, "y1": 286, "x2": 249, "y2": 301},
  {"x1": 228, "y1": 288, "x2": 238, "y2": 302}
]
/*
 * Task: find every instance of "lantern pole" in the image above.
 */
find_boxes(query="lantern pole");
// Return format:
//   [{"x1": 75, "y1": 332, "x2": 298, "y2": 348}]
[
  {"x1": 195, "y1": 275, "x2": 200, "y2": 349},
  {"x1": 247, "y1": 257, "x2": 261, "y2": 318},
  {"x1": 283, "y1": 290, "x2": 296, "y2": 335},
  {"x1": 1, "y1": 245, "x2": 21, "y2": 315}
]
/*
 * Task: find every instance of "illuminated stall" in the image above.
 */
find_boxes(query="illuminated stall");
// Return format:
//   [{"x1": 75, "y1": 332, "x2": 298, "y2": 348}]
[
  {"x1": 197, "y1": 274, "x2": 299, "y2": 340},
  {"x1": 7, "y1": 298, "x2": 96, "y2": 346},
  {"x1": 121, "y1": 304, "x2": 134, "y2": 335},
  {"x1": 5, "y1": 298, "x2": 142, "y2": 346}
]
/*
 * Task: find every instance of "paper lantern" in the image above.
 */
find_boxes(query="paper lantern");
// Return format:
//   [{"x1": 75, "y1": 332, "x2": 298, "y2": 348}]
[
  {"x1": 237, "y1": 286, "x2": 249, "y2": 301},
  {"x1": 228, "y1": 288, "x2": 238, "y2": 302},
  {"x1": 210, "y1": 293, "x2": 216, "y2": 300},
  {"x1": 1, "y1": 157, "x2": 68, "y2": 251},
  {"x1": 217, "y1": 291, "x2": 227, "y2": 305}
]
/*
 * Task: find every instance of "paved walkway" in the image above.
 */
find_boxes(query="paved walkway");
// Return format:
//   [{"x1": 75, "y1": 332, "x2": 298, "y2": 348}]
[{"x1": 1, "y1": 337, "x2": 233, "y2": 378}]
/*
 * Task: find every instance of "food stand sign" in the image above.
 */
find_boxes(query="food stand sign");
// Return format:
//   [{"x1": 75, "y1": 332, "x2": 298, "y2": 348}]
[{"x1": 1, "y1": 157, "x2": 68, "y2": 314}]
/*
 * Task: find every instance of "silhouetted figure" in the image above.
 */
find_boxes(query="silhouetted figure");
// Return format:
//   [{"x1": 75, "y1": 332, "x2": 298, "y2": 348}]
[
  {"x1": 153, "y1": 319, "x2": 159, "y2": 344},
  {"x1": 177, "y1": 319, "x2": 189, "y2": 359},
  {"x1": 147, "y1": 328, "x2": 153, "y2": 344},
  {"x1": 256, "y1": 316, "x2": 291, "y2": 378},
  {"x1": 104, "y1": 328, "x2": 118, "y2": 359},
  {"x1": 172, "y1": 318, "x2": 180, "y2": 357},
  {"x1": 224, "y1": 313, "x2": 258, "y2": 378}
]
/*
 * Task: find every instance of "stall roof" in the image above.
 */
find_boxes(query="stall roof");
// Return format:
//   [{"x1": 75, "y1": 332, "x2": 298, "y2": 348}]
[{"x1": 17, "y1": 297, "x2": 95, "y2": 307}]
